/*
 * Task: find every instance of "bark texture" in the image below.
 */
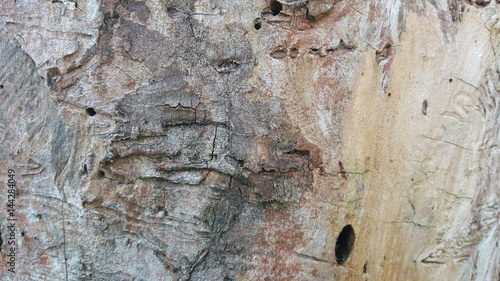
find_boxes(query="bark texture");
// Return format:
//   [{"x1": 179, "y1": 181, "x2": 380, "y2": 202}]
[{"x1": 0, "y1": 0, "x2": 499, "y2": 280}]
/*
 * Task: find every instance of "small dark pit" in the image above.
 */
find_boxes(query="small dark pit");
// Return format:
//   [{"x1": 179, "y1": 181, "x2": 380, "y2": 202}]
[
  {"x1": 269, "y1": 0, "x2": 282, "y2": 16},
  {"x1": 97, "y1": 170, "x2": 106, "y2": 178},
  {"x1": 335, "y1": 225, "x2": 356, "y2": 265},
  {"x1": 86, "y1": 108, "x2": 96, "y2": 116},
  {"x1": 254, "y1": 18, "x2": 262, "y2": 30}
]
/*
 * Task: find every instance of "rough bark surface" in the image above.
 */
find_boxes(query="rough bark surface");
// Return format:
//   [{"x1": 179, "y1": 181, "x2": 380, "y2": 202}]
[{"x1": 0, "y1": 0, "x2": 499, "y2": 280}]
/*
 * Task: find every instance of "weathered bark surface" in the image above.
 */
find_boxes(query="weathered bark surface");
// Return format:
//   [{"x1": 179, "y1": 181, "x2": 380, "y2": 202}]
[{"x1": 0, "y1": 0, "x2": 499, "y2": 280}]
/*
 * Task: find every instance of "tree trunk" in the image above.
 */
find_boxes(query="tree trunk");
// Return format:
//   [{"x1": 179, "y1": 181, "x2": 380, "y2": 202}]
[{"x1": 0, "y1": 0, "x2": 499, "y2": 280}]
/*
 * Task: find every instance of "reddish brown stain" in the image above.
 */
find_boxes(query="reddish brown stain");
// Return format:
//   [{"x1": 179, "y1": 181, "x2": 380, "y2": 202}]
[
  {"x1": 255, "y1": 206, "x2": 305, "y2": 280},
  {"x1": 339, "y1": 161, "x2": 348, "y2": 180},
  {"x1": 39, "y1": 256, "x2": 48, "y2": 265},
  {"x1": 127, "y1": 81, "x2": 135, "y2": 90},
  {"x1": 311, "y1": 268, "x2": 318, "y2": 277}
]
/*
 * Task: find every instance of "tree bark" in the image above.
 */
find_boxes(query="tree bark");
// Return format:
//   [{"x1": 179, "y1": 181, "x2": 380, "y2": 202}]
[{"x1": 0, "y1": 0, "x2": 499, "y2": 280}]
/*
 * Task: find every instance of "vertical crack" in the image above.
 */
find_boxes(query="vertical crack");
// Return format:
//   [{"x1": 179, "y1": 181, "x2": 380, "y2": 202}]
[
  {"x1": 210, "y1": 125, "x2": 218, "y2": 161},
  {"x1": 186, "y1": 249, "x2": 209, "y2": 280},
  {"x1": 61, "y1": 202, "x2": 68, "y2": 281}
]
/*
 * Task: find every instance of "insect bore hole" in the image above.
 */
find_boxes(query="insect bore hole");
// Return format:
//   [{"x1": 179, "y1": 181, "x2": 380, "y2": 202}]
[
  {"x1": 254, "y1": 18, "x2": 262, "y2": 30},
  {"x1": 86, "y1": 108, "x2": 96, "y2": 116},
  {"x1": 97, "y1": 170, "x2": 105, "y2": 178},
  {"x1": 335, "y1": 224, "x2": 356, "y2": 265},
  {"x1": 269, "y1": 0, "x2": 282, "y2": 16}
]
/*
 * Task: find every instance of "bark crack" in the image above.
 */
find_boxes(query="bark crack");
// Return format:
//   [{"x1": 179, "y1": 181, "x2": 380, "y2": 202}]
[
  {"x1": 420, "y1": 135, "x2": 472, "y2": 151},
  {"x1": 61, "y1": 202, "x2": 69, "y2": 281},
  {"x1": 210, "y1": 125, "x2": 218, "y2": 161},
  {"x1": 387, "y1": 220, "x2": 435, "y2": 228},
  {"x1": 436, "y1": 187, "x2": 473, "y2": 201},
  {"x1": 295, "y1": 252, "x2": 331, "y2": 263}
]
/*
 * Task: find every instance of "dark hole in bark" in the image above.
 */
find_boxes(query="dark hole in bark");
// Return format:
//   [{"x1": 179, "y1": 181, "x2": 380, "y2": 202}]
[
  {"x1": 21, "y1": 231, "x2": 25, "y2": 237},
  {"x1": 86, "y1": 108, "x2": 96, "y2": 116},
  {"x1": 449, "y1": 78, "x2": 453, "y2": 83},
  {"x1": 335, "y1": 224, "x2": 355, "y2": 265},
  {"x1": 422, "y1": 100, "x2": 428, "y2": 115},
  {"x1": 36, "y1": 214, "x2": 42, "y2": 219},
  {"x1": 387, "y1": 93, "x2": 391, "y2": 97},
  {"x1": 167, "y1": 7, "x2": 178, "y2": 16},
  {"x1": 363, "y1": 261, "x2": 368, "y2": 273},
  {"x1": 286, "y1": 149, "x2": 310, "y2": 157},
  {"x1": 475, "y1": 0, "x2": 491, "y2": 7},
  {"x1": 83, "y1": 164, "x2": 88, "y2": 174},
  {"x1": 254, "y1": 18, "x2": 262, "y2": 30},
  {"x1": 104, "y1": 12, "x2": 119, "y2": 27},
  {"x1": 46, "y1": 67, "x2": 61, "y2": 88},
  {"x1": 270, "y1": 49, "x2": 287, "y2": 59},
  {"x1": 97, "y1": 170, "x2": 105, "y2": 178},
  {"x1": 0, "y1": 232, "x2": 3, "y2": 249},
  {"x1": 269, "y1": 0, "x2": 282, "y2": 16},
  {"x1": 0, "y1": 85, "x2": 3, "y2": 89}
]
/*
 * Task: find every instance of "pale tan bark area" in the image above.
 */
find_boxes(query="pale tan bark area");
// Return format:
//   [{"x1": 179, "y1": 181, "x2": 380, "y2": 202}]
[{"x1": 342, "y1": 9, "x2": 499, "y2": 281}]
